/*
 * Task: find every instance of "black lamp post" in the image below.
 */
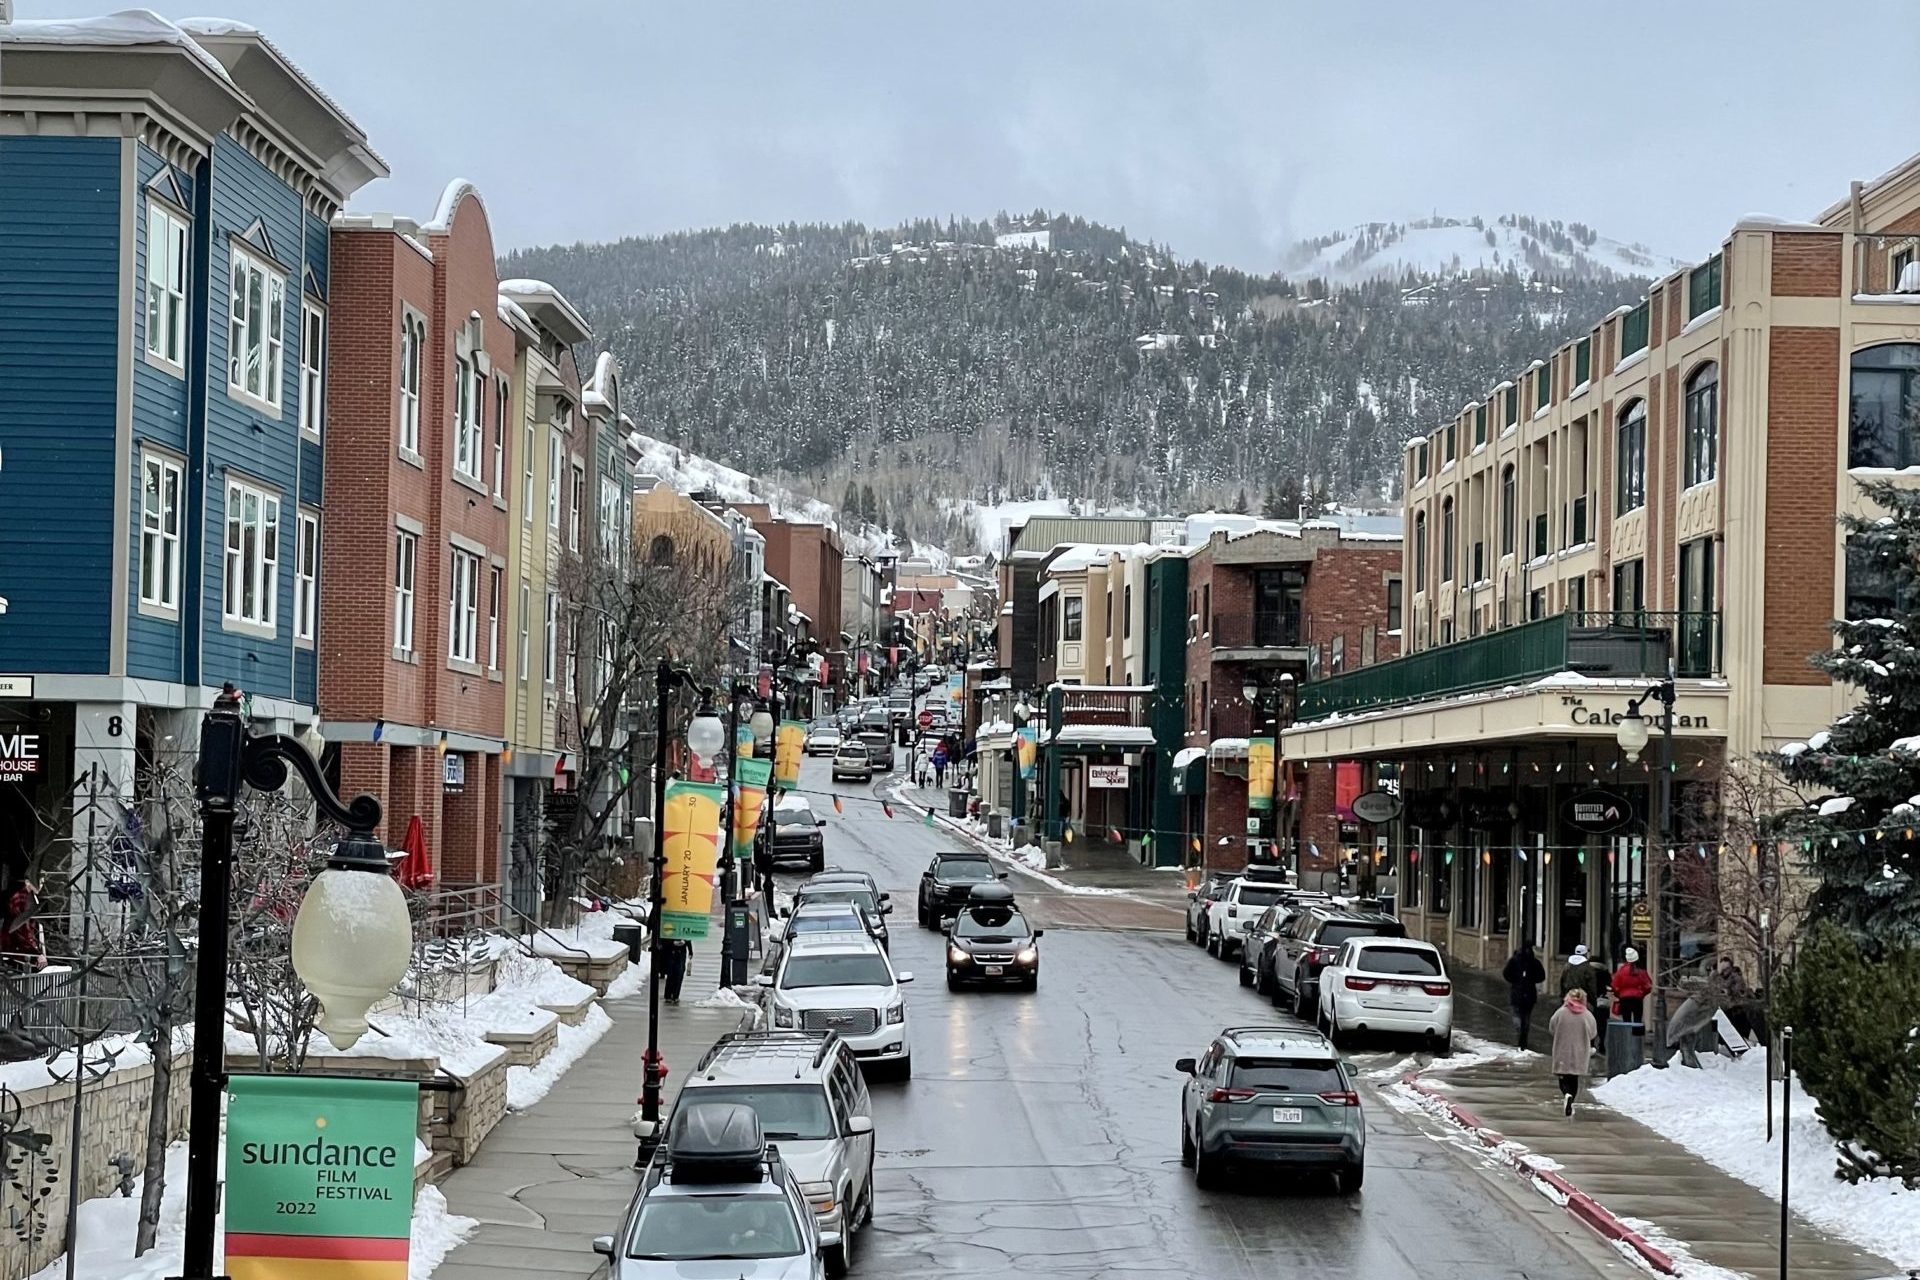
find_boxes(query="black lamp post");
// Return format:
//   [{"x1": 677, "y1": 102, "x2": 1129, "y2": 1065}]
[
  {"x1": 636, "y1": 663, "x2": 722, "y2": 1161},
  {"x1": 1615, "y1": 661, "x2": 1677, "y2": 1059},
  {"x1": 183, "y1": 686, "x2": 403, "y2": 1280}
]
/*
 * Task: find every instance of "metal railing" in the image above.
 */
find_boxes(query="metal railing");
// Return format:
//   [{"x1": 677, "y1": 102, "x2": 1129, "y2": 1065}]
[{"x1": 1296, "y1": 610, "x2": 1721, "y2": 720}]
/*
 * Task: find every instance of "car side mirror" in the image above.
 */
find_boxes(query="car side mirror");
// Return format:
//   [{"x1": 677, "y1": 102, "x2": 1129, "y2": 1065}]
[
  {"x1": 591, "y1": 1236, "x2": 615, "y2": 1258},
  {"x1": 1032, "y1": 929, "x2": 1045, "y2": 938},
  {"x1": 897, "y1": 971, "x2": 915, "y2": 983},
  {"x1": 1173, "y1": 1057, "x2": 1196, "y2": 1075},
  {"x1": 755, "y1": 974, "x2": 774, "y2": 987},
  {"x1": 879, "y1": 893, "x2": 892, "y2": 903},
  {"x1": 996, "y1": 871, "x2": 1008, "y2": 880},
  {"x1": 816, "y1": 817, "x2": 827, "y2": 827},
  {"x1": 847, "y1": 1115, "x2": 874, "y2": 1135}
]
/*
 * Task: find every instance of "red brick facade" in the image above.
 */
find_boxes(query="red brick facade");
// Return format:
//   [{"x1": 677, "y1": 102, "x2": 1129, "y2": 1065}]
[
  {"x1": 322, "y1": 185, "x2": 513, "y2": 886},
  {"x1": 1763, "y1": 326, "x2": 1842, "y2": 686}
]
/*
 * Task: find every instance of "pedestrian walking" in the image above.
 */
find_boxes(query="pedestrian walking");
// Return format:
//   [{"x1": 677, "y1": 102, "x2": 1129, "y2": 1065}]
[
  {"x1": 1610, "y1": 946, "x2": 1652, "y2": 1024},
  {"x1": 0, "y1": 855, "x2": 47, "y2": 975},
  {"x1": 1549, "y1": 989, "x2": 1597, "y2": 1116},
  {"x1": 1559, "y1": 942, "x2": 1611, "y2": 1051},
  {"x1": 1502, "y1": 940, "x2": 1546, "y2": 1051},
  {"x1": 661, "y1": 938, "x2": 692, "y2": 1004}
]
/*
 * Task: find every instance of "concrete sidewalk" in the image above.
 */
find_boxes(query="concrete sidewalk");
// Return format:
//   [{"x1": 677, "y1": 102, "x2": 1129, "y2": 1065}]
[
  {"x1": 432, "y1": 938, "x2": 750, "y2": 1280},
  {"x1": 1415, "y1": 1054, "x2": 1897, "y2": 1279}
]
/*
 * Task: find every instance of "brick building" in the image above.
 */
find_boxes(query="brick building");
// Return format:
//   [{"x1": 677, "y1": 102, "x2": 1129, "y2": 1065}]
[
  {"x1": 1179, "y1": 525, "x2": 1401, "y2": 875},
  {"x1": 1283, "y1": 150, "x2": 1920, "y2": 980},
  {"x1": 322, "y1": 180, "x2": 517, "y2": 893},
  {"x1": 735, "y1": 506, "x2": 844, "y2": 705}
]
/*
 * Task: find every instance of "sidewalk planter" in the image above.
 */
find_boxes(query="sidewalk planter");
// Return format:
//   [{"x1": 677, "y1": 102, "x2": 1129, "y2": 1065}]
[
  {"x1": 483, "y1": 1009, "x2": 561, "y2": 1068},
  {"x1": 537, "y1": 990, "x2": 598, "y2": 1026},
  {"x1": 435, "y1": 1048, "x2": 510, "y2": 1166}
]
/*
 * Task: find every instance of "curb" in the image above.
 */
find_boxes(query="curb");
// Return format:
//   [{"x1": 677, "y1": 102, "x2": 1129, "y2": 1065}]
[{"x1": 1399, "y1": 1072, "x2": 1680, "y2": 1276}]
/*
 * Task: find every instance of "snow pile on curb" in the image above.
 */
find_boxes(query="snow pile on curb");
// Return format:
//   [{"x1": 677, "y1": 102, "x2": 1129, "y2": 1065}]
[
  {"x1": 28, "y1": 1142, "x2": 478, "y2": 1280},
  {"x1": 506, "y1": 1004, "x2": 613, "y2": 1111},
  {"x1": 1593, "y1": 1051, "x2": 1920, "y2": 1266},
  {"x1": 695, "y1": 987, "x2": 752, "y2": 1009}
]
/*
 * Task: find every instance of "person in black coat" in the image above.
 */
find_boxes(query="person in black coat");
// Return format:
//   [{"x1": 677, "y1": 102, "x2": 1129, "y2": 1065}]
[{"x1": 1503, "y1": 940, "x2": 1547, "y2": 1051}]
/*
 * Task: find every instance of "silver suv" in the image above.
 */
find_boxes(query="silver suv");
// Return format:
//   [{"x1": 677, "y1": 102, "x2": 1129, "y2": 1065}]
[
  {"x1": 675, "y1": 1032, "x2": 875, "y2": 1275},
  {"x1": 1175, "y1": 1025, "x2": 1365, "y2": 1194}
]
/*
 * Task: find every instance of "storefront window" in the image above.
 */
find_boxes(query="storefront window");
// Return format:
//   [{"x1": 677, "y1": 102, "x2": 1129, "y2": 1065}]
[
  {"x1": 1458, "y1": 845, "x2": 1482, "y2": 928},
  {"x1": 1490, "y1": 849, "x2": 1512, "y2": 936},
  {"x1": 1429, "y1": 846, "x2": 1451, "y2": 914}
]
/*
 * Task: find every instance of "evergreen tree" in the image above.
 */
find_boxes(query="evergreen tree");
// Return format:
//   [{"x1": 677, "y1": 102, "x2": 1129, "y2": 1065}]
[
  {"x1": 859, "y1": 483, "x2": 878, "y2": 525},
  {"x1": 1232, "y1": 488, "x2": 1249, "y2": 514},
  {"x1": 1774, "y1": 477, "x2": 1920, "y2": 949}
]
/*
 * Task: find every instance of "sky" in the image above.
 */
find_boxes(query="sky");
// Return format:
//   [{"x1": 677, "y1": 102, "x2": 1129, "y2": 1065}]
[{"x1": 17, "y1": 1, "x2": 1919, "y2": 269}]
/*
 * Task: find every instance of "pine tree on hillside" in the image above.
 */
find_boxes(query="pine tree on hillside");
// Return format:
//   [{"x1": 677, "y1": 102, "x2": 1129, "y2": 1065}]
[{"x1": 1774, "y1": 477, "x2": 1920, "y2": 951}]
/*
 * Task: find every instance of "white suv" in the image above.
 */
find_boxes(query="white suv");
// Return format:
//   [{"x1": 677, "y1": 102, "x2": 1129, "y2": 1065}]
[
  {"x1": 1204, "y1": 877, "x2": 1292, "y2": 960},
  {"x1": 758, "y1": 933, "x2": 914, "y2": 1079}
]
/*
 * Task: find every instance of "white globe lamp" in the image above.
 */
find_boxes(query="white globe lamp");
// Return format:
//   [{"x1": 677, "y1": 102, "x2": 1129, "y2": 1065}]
[
  {"x1": 686, "y1": 701, "x2": 726, "y2": 763},
  {"x1": 1615, "y1": 709, "x2": 1651, "y2": 764},
  {"x1": 291, "y1": 830, "x2": 414, "y2": 1051}
]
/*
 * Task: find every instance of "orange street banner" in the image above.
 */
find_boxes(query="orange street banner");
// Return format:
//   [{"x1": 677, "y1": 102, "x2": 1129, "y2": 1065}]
[
  {"x1": 773, "y1": 719, "x2": 806, "y2": 789},
  {"x1": 732, "y1": 758, "x2": 771, "y2": 862},
  {"x1": 661, "y1": 779, "x2": 724, "y2": 939},
  {"x1": 1248, "y1": 737, "x2": 1276, "y2": 812}
]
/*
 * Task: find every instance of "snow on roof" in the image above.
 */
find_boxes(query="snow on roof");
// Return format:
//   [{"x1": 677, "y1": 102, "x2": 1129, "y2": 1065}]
[
  {"x1": 497, "y1": 278, "x2": 593, "y2": 343},
  {"x1": 1046, "y1": 724, "x2": 1155, "y2": 747},
  {"x1": 422, "y1": 177, "x2": 485, "y2": 234},
  {"x1": 497, "y1": 294, "x2": 536, "y2": 336},
  {"x1": 177, "y1": 18, "x2": 381, "y2": 168},
  {"x1": 1042, "y1": 544, "x2": 1135, "y2": 575},
  {"x1": 3, "y1": 10, "x2": 235, "y2": 83}
]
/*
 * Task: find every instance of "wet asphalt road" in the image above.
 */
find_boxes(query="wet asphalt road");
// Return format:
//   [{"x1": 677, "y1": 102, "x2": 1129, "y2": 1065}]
[{"x1": 776, "y1": 755, "x2": 1631, "y2": 1280}]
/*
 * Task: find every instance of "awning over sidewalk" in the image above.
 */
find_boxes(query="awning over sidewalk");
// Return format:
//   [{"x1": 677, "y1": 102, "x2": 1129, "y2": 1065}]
[
  {"x1": 1207, "y1": 738, "x2": 1250, "y2": 765},
  {"x1": 1046, "y1": 724, "x2": 1156, "y2": 748},
  {"x1": 1171, "y1": 747, "x2": 1206, "y2": 770}
]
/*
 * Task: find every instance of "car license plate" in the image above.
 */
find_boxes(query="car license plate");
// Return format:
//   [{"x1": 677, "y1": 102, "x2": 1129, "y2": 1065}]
[
  {"x1": 983, "y1": 965, "x2": 1005, "y2": 976},
  {"x1": 1273, "y1": 1107, "x2": 1303, "y2": 1124}
]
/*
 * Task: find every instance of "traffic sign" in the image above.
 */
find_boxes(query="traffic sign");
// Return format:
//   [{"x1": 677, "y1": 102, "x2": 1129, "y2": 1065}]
[{"x1": 917, "y1": 710, "x2": 934, "y2": 729}]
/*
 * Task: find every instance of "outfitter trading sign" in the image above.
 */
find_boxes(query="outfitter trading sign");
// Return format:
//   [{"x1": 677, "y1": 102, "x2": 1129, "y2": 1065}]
[{"x1": 225, "y1": 1074, "x2": 418, "y2": 1279}]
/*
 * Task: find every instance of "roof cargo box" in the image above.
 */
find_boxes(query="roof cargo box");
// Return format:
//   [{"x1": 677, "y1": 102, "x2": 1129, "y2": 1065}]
[{"x1": 667, "y1": 1103, "x2": 766, "y2": 1183}]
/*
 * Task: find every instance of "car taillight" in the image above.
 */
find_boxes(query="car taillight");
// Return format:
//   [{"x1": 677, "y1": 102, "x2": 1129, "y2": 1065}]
[
  {"x1": 1423, "y1": 982, "x2": 1452, "y2": 997},
  {"x1": 1207, "y1": 1087, "x2": 1257, "y2": 1104},
  {"x1": 1312, "y1": 946, "x2": 1335, "y2": 962},
  {"x1": 1227, "y1": 906, "x2": 1238, "y2": 918},
  {"x1": 1318, "y1": 1091, "x2": 1361, "y2": 1106},
  {"x1": 1344, "y1": 976, "x2": 1377, "y2": 991}
]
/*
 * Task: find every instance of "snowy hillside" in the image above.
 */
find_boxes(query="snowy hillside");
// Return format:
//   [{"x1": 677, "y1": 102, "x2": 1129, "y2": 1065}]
[{"x1": 1282, "y1": 215, "x2": 1687, "y2": 287}]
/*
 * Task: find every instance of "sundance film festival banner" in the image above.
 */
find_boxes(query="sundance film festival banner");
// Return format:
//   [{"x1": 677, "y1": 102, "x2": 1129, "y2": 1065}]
[
  {"x1": 732, "y1": 757, "x2": 771, "y2": 863},
  {"x1": 773, "y1": 720, "x2": 806, "y2": 789},
  {"x1": 661, "y1": 778, "x2": 725, "y2": 939},
  {"x1": 1247, "y1": 737, "x2": 1276, "y2": 812},
  {"x1": 224, "y1": 1074, "x2": 418, "y2": 1280},
  {"x1": 735, "y1": 723, "x2": 755, "y2": 759},
  {"x1": 1015, "y1": 726, "x2": 1039, "y2": 782}
]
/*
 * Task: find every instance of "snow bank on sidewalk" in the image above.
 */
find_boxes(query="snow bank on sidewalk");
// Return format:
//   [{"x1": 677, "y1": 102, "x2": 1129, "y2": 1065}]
[
  {"x1": 506, "y1": 1003, "x2": 613, "y2": 1111},
  {"x1": 1593, "y1": 1050, "x2": 1920, "y2": 1266},
  {"x1": 30, "y1": 1142, "x2": 477, "y2": 1280}
]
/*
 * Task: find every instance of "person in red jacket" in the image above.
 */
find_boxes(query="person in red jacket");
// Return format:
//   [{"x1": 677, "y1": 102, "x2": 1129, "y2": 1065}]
[{"x1": 1611, "y1": 946, "x2": 1653, "y2": 1023}]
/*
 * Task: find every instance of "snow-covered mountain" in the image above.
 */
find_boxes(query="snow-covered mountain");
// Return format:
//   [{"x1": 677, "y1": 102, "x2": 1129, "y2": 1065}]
[{"x1": 1281, "y1": 215, "x2": 1687, "y2": 287}]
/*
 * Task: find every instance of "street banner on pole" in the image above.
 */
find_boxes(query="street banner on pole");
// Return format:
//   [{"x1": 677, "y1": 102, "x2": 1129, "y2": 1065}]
[
  {"x1": 661, "y1": 779, "x2": 725, "y2": 939},
  {"x1": 946, "y1": 673, "x2": 963, "y2": 704},
  {"x1": 773, "y1": 720, "x2": 806, "y2": 788},
  {"x1": 735, "y1": 723, "x2": 754, "y2": 759},
  {"x1": 1015, "y1": 726, "x2": 1039, "y2": 781},
  {"x1": 224, "y1": 1073, "x2": 417, "y2": 1280},
  {"x1": 732, "y1": 757, "x2": 771, "y2": 862},
  {"x1": 1248, "y1": 737, "x2": 1276, "y2": 812}
]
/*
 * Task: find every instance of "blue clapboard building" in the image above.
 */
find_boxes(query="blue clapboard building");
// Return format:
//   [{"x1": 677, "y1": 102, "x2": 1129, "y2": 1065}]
[{"x1": 0, "y1": 13, "x2": 383, "y2": 838}]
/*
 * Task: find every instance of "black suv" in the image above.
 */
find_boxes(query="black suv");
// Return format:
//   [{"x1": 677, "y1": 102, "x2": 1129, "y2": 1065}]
[
  {"x1": 1269, "y1": 908, "x2": 1407, "y2": 1018},
  {"x1": 917, "y1": 851, "x2": 1004, "y2": 928},
  {"x1": 944, "y1": 887, "x2": 1043, "y2": 991},
  {"x1": 768, "y1": 799, "x2": 828, "y2": 872}
]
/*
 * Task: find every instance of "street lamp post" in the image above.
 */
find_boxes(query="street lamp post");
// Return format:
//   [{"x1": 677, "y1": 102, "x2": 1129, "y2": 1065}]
[
  {"x1": 636, "y1": 663, "x2": 721, "y2": 1161},
  {"x1": 1615, "y1": 661, "x2": 1677, "y2": 1059},
  {"x1": 184, "y1": 687, "x2": 409, "y2": 1280},
  {"x1": 717, "y1": 682, "x2": 751, "y2": 983}
]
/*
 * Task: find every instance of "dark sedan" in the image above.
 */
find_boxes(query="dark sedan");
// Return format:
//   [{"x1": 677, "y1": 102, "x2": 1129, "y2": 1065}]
[
  {"x1": 945, "y1": 902, "x2": 1042, "y2": 990},
  {"x1": 917, "y1": 852, "x2": 1003, "y2": 927}
]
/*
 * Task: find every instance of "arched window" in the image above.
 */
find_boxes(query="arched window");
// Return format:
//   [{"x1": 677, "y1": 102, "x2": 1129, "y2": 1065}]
[
  {"x1": 648, "y1": 534, "x2": 675, "y2": 567},
  {"x1": 1500, "y1": 464, "x2": 1516, "y2": 556},
  {"x1": 1684, "y1": 363, "x2": 1719, "y2": 487},
  {"x1": 1440, "y1": 497, "x2": 1456, "y2": 583},
  {"x1": 1849, "y1": 344, "x2": 1920, "y2": 470},
  {"x1": 1413, "y1": 511, "x2": 1428, "y2": 591},
  {"x1": 1616, "y1": 400, "x2": 1647, "y2": 514}
]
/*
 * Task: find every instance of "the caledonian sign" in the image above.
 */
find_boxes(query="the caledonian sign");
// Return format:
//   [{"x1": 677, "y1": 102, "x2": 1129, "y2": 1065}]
[{"x1": 1558, "y1": 694, "x2": 1712, "y2": 731}]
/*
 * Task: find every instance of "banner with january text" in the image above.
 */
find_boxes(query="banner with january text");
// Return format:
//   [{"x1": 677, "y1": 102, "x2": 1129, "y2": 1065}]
[
  {"x1": 224, "y1": 1073, "x2": 418, "y2": 1280},
  {"x1": 773, "y1": 720, "x2": 806, "y2": 789},
  {"x1": 661, "y1": 779, "x2": 725, "y2": 939},
  {"x1": 732, "y1": 757, "x2": 771, "y2": 862},
  {"x1": 1248, "y1": 737, "x2": 1276, "y2": 812}
]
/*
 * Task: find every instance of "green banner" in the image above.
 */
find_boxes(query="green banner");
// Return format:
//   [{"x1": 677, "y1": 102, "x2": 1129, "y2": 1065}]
[{"x1": 224, "y1": 1074, "x2": 418, "y2": 1277}]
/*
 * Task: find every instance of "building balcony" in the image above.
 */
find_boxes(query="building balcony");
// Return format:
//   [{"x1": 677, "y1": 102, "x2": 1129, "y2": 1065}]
[
  {"x1": 1296, "y1": 611, "x2": 1721, "y2": 721},
  {"x1": 1209, "y1": 610, "x2": 1306, "y2": 660}
]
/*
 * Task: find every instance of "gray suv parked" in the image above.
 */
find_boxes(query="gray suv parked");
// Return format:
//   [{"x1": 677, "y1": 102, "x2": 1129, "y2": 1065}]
[{"x1": 1175, "y1": 1025, "x2": 1364, "y2": 1193}]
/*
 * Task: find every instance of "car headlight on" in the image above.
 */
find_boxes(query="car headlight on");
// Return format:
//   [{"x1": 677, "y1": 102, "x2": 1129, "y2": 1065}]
[
  {"x1": 1016, "y1": 947, "x2": 1038, "y2": 965},
  {"x1": 948, "y1": 945, "x2": 968, "y2": 965},
  {"x1": 884, "y1": 1001, "x2": 906, "y2": 1025},
  {"x1": 773, "y1": 1005, "x2": 795, "y2": 1028},
  {"x1": 799, "y1": 1181, "x2": 836, "y2": 1214}
]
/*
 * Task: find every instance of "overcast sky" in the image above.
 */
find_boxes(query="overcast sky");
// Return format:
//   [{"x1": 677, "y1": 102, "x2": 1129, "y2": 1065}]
[{"x1": 24, "y1": 1, "x2": 1918, "y2": 268}]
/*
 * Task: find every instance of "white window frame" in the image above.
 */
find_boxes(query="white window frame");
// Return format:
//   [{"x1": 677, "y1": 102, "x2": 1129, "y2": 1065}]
[
  {"x1": 294, "y1": 508, "x2": 320, "y2": 644},
  {"x1": 492, "y1": 380, "x2": 508, "y2": 499},
  {"x1": 138, "y1": 450, "x2": 184, "y2": 613},
  {"x1": 299, "y1": 303, "x2": 325, "y2": 441},
  {"x1": 523, "y1": 422, "x2": 536, "y2": 522},
  {"x1": 453, "y1": 356, "x2": 482, "y2": 482},
  {"x1": 518, "y1": 580, "x2": 531, "y2": 681},
  {"x1": 145, "y1": 201, "x2": 189, "y2": 371},
  {"x1": 222, "y1": 477, "x2": 280, "y2": 632},
  {"x1": 547, "y1": 431, "x2": 563, "y2": 530},
  {"x1": 394, "y1": 530, "x2": 418, "y2": 656},
  {"x1": 487, "y1": 564, "x2": 503, "y2": 671},
  {"x1": 599, "y1": 475, "x2": 622, "y2": 558},
  {"x1": 568, "y1": 460, "x2": 584, "y2": 552},
  {"x1": 227, "y1": 245, "x2": 285, "y2": 411},
  {"x1": 448, "y1": 546, "x2": 480, "y2": 665},
  {"x1": 543, "y1": 590, "x2": 558, "y2": 685},
  {"x1": 399, "y1": 313, "x2": 423, "y2": 458}
]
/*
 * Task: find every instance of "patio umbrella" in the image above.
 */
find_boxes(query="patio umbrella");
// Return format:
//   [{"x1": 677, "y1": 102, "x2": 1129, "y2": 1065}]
[{"x1": 396, "y1": 815, "x2": 434, "y2": 891}]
